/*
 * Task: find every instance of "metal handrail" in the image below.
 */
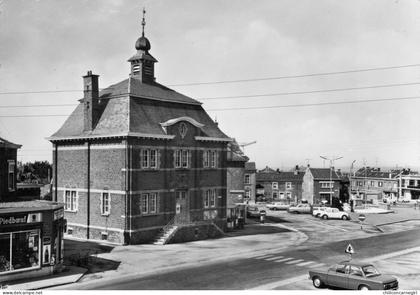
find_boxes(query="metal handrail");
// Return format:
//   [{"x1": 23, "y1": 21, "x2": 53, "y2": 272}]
[{"x1": 162, "y1": 215, "x2": 177, "y2": 233}]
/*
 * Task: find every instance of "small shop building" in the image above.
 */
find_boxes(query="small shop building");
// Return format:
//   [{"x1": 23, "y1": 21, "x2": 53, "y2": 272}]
[{"x1": 0, "y1": 200, "x2": 65, "y2": 282}]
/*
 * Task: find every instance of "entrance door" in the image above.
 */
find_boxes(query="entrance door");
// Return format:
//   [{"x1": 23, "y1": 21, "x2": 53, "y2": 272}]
[{"x1": 175, "y1": 191, "x2": 189, "y2": 224}]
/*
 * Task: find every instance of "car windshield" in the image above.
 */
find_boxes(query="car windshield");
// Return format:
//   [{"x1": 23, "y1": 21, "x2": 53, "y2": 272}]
[{"x1": 362, "y1": 265, "x2": 381, "y2": 277}]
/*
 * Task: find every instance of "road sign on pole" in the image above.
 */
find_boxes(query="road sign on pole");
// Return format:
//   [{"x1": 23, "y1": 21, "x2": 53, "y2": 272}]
[
  {"x1": 345, "y1": 243, "x2": 355, "y2": 260},
  {"x1": 345, "y1": 243, "x2": 355, "y2": 254},
  {"x1": 358, "y1": 214, "x2": 366, "y2": 230}
]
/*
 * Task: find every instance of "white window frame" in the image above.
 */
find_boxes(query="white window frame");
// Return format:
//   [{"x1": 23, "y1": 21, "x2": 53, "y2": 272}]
[
  {"x1": 181, "y1": 150, "x2": 189, "y2": 168},
  {"x1": 141, "y1": 149, "x2": 159, "y2": 169},
  {"x1": 150, "y1": 150, "x2": 157, "y2": 169},
  {"x1": 210, "y1": 189, "x2": 216, "y2": 207},
  {"x1": 101, "y1": 191, "x2": 111, "y2": 216},
  {"x1": 8, "y1": 160, "x2": 15, "y2": 191},
  {"x1": 378, "y1": 181, "x2": 383, "y2": 187},
  {"x1": 203, "y1": 150, "x2": 210, "y2": 168},
  {"x1": 210, "y1": 151, "x2": 217, "y2": 168},
  {"x1": 175, "y1": 150, "x2": 182, "y2": 168},
  {"x1": 272, "y1": 182, "x2": 278, "y2": 190},
  {"x1": 140, "y1": 194, "x2": 149, "y2": 214},
  {"x1": 320, "y1": 181, "x2": 334, "y2": 188},
  {"x1": 244, "y1": 174, "x2": 250, "y2": 184},
  {"x1": 286, "y1": 192, "x2": 292, "y2": 199},
  {"x1": 149, "y1": 193, "x2": 157, "y2": 214},
  {"x1": 272, "y1": 191, "x2": 278, "y2": 199},
  {"x1": 64, "y1": 189, "x2": 78, "y2": 212},
  {"x1": 204, "y1": 190, "x2": 210, "y2": 208},
  {"x1": 286, "y1": 182, "x2": 292, "y2": 189},
  {"x1": 245, "y1": 188, "x2": 251, "y2": 198}
]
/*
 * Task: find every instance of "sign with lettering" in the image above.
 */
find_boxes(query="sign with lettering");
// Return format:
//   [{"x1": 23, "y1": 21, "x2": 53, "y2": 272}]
[
  {"x1": 0, "y1": 215, "x2": 27, "y2": 225},
  {"x1": 54, "y1": 208, "x2": 64, "y2": 220}
]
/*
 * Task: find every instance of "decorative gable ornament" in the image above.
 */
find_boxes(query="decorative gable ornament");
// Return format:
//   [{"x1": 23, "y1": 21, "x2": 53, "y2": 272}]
[{"x1": 179, "y1": 122, "x2": 188, "y2": 139}]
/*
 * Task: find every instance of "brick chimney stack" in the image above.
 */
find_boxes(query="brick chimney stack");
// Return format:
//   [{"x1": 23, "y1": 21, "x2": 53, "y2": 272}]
[{"x1": 83, "y1": 71, "x2": 100, "y2": 132}]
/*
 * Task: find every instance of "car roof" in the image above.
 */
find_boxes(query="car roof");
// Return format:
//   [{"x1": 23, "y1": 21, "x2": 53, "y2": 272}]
[{"x1": 338, "y1": 260, "x2": 373, "y2": 267}]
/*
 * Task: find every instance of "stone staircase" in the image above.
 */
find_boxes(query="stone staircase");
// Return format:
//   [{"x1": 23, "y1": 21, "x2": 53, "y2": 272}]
[{"x1": 153, "y1": 225, "x2": 178, "y2": 245}]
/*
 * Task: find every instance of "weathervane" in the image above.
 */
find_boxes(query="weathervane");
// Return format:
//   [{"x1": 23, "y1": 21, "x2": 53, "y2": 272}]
[{"x1": 141, "y1": 7, "x2": 146, "y2": 37}]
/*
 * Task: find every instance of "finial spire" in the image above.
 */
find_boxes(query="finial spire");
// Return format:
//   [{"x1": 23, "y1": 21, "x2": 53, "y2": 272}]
[{"x1": 141, "y1": 7, "x2": 146, "y2": 37}]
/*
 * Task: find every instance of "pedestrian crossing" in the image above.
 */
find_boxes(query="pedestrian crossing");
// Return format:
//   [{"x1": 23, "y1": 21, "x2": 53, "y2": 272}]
[{"x1": 251, "y1": 253, "x2": 327, "y2": 269}]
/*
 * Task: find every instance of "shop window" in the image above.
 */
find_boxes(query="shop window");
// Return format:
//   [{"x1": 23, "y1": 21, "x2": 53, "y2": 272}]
[
  {"x1": 0, "y1": 230, "x2": 40, "y2": 274},
  {"x1": 101, "y1": 192, "x2": 111, "y2": 215},
  {"x1": 8, "y1": 160, "x2": 15, "y2": 191},
  {"x1": 64, "y1": 190, "x2": 78, "y2": 212}
]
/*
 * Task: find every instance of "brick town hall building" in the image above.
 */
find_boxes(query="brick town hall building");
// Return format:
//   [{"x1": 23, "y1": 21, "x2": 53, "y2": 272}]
[{"x1": 48, "y1": 15, "x2": 231, "y2": 245}]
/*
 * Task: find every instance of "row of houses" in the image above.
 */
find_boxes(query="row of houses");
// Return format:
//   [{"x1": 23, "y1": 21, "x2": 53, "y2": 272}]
[{"x1": 251, "y1": 165, "x2": 420, "y2": 207}]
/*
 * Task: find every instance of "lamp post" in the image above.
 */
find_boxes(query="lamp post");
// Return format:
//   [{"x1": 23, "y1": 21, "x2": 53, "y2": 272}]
[{"x1": 320, "y1": 156, "x2": 343, "y2": 205}]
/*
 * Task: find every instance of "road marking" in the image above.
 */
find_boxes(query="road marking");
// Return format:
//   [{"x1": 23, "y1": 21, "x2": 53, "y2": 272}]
[
  {"x1": 265, "y1": 256, "x2": 284, "y2": 261},
  {"x1": 253, "y1": 254, "x2": 276, "y2": 259},
  {"x1": 285, "y1": 259, "x2": 305, "y2": 264},
  {"x1": 274, "y1": 257, "x2": 294, "y2": 263},
  {"x1": 249, "y1": 274, "x2": 309, "y2": 290},
  {"x1": 296, "y1": 261, "x2": 315, "y2": 267}
]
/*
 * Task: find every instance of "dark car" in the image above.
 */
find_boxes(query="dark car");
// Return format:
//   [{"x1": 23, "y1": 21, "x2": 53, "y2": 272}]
[
  {"x1": 246, "y1": 206, "x2": 261, "y2": 218},
  {"x1": 309, "y1": 260, "x2": 398, "y2": 290}
]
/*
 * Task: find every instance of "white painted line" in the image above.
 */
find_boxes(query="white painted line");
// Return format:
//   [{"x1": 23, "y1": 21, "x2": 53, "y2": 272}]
[
  {"x1": 296, "y1": 261, "x2": 316, "y2": 267},
  {"x1": 285, "y1": 259, "x2": 305, "y2": 264},
  {"x1": 252, "y1": 254, "x2": 276, "y2": 259},
  {"x1": 274, "y1": 257, "x2": 294, "y2": 263},
  {"x1": 265, "y1": 256, "x2": 284, "y2": 261}
]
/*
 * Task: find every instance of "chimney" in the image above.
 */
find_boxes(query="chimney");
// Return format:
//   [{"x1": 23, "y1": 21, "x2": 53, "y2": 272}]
[
  {"x1": 294, "y1": 165, "x2": 299, "y2": 175},
  {"x1": 83, "y1": 71, "x2": 100, "y2": 131}
]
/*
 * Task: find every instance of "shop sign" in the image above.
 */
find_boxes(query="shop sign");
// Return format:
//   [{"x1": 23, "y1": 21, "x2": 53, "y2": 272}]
[
  {"x1": 54, "y1": 208, "x2": 64, "y2": 220},
  {"x1": 0, "y1": 215, "x2": 27, "y2": 225}
]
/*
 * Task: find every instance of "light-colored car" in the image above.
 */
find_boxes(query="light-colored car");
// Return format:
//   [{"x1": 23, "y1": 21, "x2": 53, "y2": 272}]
[
  {"x1": 319, "y1": 207, "x2": 350, "y2": 220},
  {"x1": 267, "y1": 202, "x2": 290, "y2": 211},
  {"x1": 287, "y1": 203, "x2": 312, "y2": 214},
  {"x1": 312, "y1": 206, "x2": 330, "y2": 217},
  {"x1": 247, "y1": 206, "x2": 261, "y2": 218},
  {"x1": 309, "y1": 261, "x2": 398, "y2": 290}
]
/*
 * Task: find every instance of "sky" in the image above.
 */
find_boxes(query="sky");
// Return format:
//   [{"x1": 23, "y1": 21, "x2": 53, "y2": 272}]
[{"x1": 1, "y1": 0, "x2": 420, "y2": 171}]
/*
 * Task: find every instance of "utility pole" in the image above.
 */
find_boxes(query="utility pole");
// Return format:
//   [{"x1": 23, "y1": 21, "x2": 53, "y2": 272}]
[{"x1": 320, "y1": 156, "x2": 343, "y2": 205}]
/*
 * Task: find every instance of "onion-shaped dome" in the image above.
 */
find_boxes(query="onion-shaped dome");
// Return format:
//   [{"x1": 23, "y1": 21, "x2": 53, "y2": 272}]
[{"x1": 135, "y1": 36, "x2": 151, "y2": 51}]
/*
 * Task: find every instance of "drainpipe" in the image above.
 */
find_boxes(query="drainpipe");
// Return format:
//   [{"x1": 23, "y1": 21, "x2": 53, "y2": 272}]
[{"x1": 86, "y1": 141, "x2": 91, "y2": 239}]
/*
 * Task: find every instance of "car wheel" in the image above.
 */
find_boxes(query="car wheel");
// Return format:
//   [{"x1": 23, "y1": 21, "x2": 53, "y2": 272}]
[
  {"x1": 358, "y1": 285, "x2": 370, "y2": 290},
  {"x1": 342, "y1": 215, "x2": 348, "y2": 220},
  {"x1": 322, "y1": 215, "x2": 328, "y2": 220},
  {"x1": 312, "y1": 276, "x2": 323, "y2": 288}
]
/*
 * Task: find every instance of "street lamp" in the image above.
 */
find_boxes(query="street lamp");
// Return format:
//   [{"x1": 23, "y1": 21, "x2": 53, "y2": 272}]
[{"x1": 320, "y1": 156, "x2": 343, "y2": 205}]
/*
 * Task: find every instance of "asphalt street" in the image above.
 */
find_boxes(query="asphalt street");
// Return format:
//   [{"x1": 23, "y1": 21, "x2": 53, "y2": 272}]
[{"x1": 77, "y1": 225, "x2": 420, "y2": 290}]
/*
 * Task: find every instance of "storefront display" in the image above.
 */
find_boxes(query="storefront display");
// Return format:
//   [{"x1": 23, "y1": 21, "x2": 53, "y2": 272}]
[{"x1": 0, "y1": 201, "x2": 65, "y2": 282}]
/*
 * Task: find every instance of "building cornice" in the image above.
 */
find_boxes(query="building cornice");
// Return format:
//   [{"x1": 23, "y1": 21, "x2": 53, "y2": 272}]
[
  {"x1": 47, "y1": 132, "x2": 175, "y2": 142},
  {"x1": 195, "y1": 136, "x2": 233, "y2": 142}
]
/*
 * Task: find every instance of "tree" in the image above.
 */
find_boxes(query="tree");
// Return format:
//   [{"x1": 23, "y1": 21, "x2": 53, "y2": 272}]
[{"x1": 17, "y1": 161, "x2": 52, "y2": 184}]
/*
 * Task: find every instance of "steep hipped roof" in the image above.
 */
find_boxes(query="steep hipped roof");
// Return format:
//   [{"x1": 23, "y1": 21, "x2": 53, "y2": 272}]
[
  {"x1": 245, "y1": 162, "x2": 256, "y2": 171},
  {"x1": 0, "y1": 136, "x2": 21, "y2": 149},
  {"x1": 50, "y1": 77, "x2": 228, "y2": 141},
  {"x1": 309, "y1": 168, "x2": 340, "y2": 180}
]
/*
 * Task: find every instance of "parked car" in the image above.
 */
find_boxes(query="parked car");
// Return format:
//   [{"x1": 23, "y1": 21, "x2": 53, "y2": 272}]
[
  {"x1": 247, "y1": 206, "x2": 261, "y2": 218},
  {"x1": 287, "y1": 203, "x2": 312, "y2": 214},
  {"x1": 267, "y1": 202, "x2": 290, "y2": 211},
  {"x1": 319, "y1": 207, "x2": 350, "y2": 220},
  {"x1": 309, "y1": 260, "x2": 398, "y2": 290},
  {"x1": 312, "y1": 206, "x2": 329, "y2": 217}
]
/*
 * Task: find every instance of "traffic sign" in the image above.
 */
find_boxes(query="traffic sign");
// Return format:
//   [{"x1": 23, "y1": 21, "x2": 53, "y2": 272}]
[
  {"x1": 358, "y1": 214, "x2": 366, "y2": 222},
  {"x1": 345, "y1": 243, "x2": 355, "y2": 254}
]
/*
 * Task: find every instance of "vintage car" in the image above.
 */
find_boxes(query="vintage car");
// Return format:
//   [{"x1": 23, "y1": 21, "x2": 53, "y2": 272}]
[
  {"x1": 287, "y1": 203, "x2": 312, "y2": 214},
  {"x1": 319, "y1": 207, "x2": 350, "y2": 220},
  {"x1": 312, "y1": 206, "x2": 329, "y2": 217},
  {"x1": 309, "y1": 260, "x2": 399, "y2": 290},
  {"x1": 266, "y1": 202, "x2": 290, "y2": 211}
]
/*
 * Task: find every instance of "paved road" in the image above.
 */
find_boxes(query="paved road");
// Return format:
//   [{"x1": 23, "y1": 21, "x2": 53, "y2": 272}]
[{"x1": 77, "y1": 227, "x2": 420, "y2": 290}]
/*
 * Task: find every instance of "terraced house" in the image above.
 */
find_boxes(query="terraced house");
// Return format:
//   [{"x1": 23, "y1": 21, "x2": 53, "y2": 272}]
[{"x1": 48, "y1": 16, "x2": 231, "y2": 245}]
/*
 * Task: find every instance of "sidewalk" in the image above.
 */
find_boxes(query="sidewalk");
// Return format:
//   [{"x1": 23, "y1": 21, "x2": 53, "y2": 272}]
[
  {"x1": 349, "y1": 206, "x2": 420, "y2": 227},
  {"x1": 4, "y1": 266, "x2": 87, "y2": 290}
]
